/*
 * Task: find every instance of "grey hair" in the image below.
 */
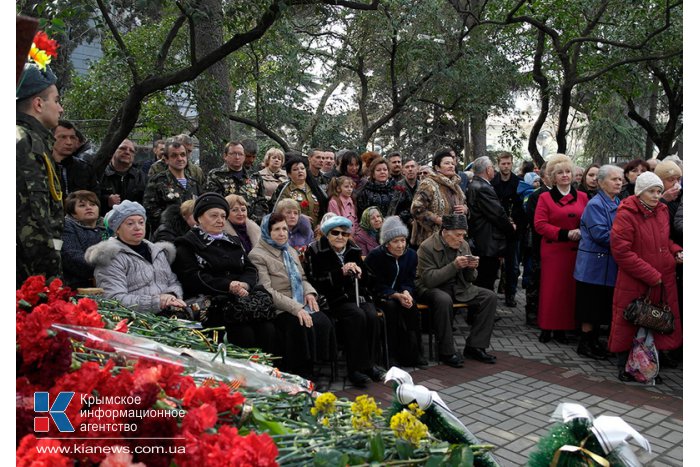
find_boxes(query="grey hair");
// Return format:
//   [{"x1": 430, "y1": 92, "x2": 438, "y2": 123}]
[
  {"x1": 173, "y1": 134, "x2": 193, "y2": 146},
  {"x1": 472, "y1": 156, "x2": 493, "y2": 175},
  {"x1": 597, "y1": 164, "x2": 623, "y2": 182}
]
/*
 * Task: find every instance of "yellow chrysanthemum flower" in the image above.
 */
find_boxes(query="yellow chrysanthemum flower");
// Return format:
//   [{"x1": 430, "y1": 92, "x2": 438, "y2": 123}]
[
  {"x1": 350, "y1": 395, "x2": 383, "y2": 430},
  {"x1": 390, "y1": 410, "x2": 428, "y2": 447},
  {"x1": 29, "y1": 44, "x2": 52, "y2": 70},
  {"x1": 407, "y1": 402, "x2": 425, "y2": 419},
  {"x1": 312, "y1": 392, "x2": 337, "y2": 416}
]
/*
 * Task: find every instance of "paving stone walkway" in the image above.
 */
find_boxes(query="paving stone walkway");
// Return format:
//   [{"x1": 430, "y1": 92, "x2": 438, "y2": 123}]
[{"x1": 330, "y1": 288, "x2": 683, "y2": 466}]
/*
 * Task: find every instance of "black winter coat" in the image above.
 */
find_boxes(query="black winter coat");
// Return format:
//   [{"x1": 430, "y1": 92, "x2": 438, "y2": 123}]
[
  {"x1": 466, "y1": 176, "x2": 513, "y2": 257},
  {"x1": 152, "y1": 204, "x2": 191, "y2": 243},
  {"x1": 305, "y1": 236, "x2": 372, "y2": 306},
  {"x1": 172, "y1": 227, "x2": 258, "y2": 298},
  {"x1": 56, "y1": 156, "x2": 100, "y2": 198},
  {"x1": 356, "y1": 179, "x2": 399, "y2": 218},
  {"x1": 99, "y1": 163, "x2": 147, "y2": 215},
  {"x1": 492, "y1": 172, "x2": 525, "y2": 235}
]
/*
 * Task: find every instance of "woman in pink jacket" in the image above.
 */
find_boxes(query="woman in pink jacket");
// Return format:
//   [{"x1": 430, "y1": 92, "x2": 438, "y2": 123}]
[{"x1": 609, "y1": 172, "x2": 682, "y2": 383}]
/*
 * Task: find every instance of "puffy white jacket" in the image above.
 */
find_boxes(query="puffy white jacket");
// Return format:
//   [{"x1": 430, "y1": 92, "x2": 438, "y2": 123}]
[{"x1": 85, "y1": 237, "x2": 183, "y2": 314}]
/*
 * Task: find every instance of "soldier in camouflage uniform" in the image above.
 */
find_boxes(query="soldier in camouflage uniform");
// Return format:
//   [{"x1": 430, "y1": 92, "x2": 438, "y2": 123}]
[
  {"x1": 147, "y1": 133, "x2": 205, "y2": 186},
  {"x1": 205, "y1": 141, "x2": 268, "y2": 223},
  {"x1": 16, "y1": 63, "x2": 65, "y2": 285},
  {"x1": 143, "y1": 139, "x2": 201, "y2": 232}
]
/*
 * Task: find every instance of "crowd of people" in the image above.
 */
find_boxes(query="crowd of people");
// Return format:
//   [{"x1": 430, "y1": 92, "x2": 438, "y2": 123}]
[{"x1": 17, "y1": 59, "x2": 683, "y2": 389}]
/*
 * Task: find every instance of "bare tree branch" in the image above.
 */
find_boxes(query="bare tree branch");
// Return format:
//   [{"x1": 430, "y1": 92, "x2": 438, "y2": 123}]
[
  {"x1": 576, "y1": 49, "x2": 682, "y2": 85},
  {"x1": 228, "y1": 114, "x2": 290, "y2": 150},
  {"x1": 95, "y1": 0, "x2": 139, "y2": 82},
  {"x1": 155, "y1": 14, "x2": 187, "y2": 71}
]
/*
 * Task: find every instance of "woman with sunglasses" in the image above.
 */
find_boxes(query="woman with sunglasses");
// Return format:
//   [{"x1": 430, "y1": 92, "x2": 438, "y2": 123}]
[{"x1": 305, "y1": 213, "x2": 385, "y2": 388}]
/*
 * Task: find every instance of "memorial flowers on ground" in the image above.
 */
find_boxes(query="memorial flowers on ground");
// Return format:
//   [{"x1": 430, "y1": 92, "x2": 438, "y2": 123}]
[{"x1": 16, "y1": 276, "x2": 496, "y2": 466}]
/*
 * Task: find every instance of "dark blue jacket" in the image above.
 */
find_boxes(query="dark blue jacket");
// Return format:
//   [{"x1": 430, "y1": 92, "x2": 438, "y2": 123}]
[
  {"x1": 364, "y1": 245, "x2": 417, "y2": 298},
  {"x1": 573, "y1": 192, "x2": 619, "y2": 286}
]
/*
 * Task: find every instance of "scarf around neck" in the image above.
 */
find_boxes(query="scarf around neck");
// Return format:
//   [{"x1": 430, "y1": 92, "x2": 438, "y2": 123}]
[
  {"x1": 360, "y1": 206, "x2": 381, "y2": 241},
  {"x1": 261, "y1": 214, "x2": 304, "y2": 304}
]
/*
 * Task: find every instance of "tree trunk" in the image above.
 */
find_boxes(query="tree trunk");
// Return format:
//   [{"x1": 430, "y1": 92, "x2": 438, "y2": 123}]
[
  {"x1": 527, "y1": 30, "x2": 548, "y2": 167},
  {"x1": 470, "y1": 112, "x2": 486, "y2": 160},
  {"x1": 194, "y1": 0, "x2": 230, "y2": 174},
  {"x1": 645, "y1": 79, "x2": 658, "y2": 159},
  {"x1": 556, "y1": 81, "x2": 573, "y2": 155}
]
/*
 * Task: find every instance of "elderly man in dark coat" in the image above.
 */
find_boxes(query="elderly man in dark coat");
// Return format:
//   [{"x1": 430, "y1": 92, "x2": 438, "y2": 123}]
[
  {"x1": 416, "y1": 214, "x2": 498, "y2": 368},
  {"x1": 467, "y1": 156, "x2": 516, "y2": 292}
]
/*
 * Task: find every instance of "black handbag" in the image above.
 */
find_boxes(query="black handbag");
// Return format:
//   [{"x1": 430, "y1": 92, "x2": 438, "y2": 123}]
[
  {"x1": 207, "y1": 285, "x2": 276, "y2": 325},
  {"x1": 623, "y1": 285, "x2": 674, "y2": 334}
]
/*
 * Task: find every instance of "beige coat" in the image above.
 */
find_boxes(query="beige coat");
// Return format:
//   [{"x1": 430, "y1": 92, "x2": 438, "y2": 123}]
[
  {"x1": 224, "y1": 218, "x2": 261, "y2": 249},
  {"x1": 249, "y1": 240, "x2": 316, "y2": 317}
]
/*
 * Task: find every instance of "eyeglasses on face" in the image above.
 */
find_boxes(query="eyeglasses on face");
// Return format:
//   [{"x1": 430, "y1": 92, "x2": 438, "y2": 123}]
[{"x1": 328, "y1": 229, "x2": 351, "y2": 238}]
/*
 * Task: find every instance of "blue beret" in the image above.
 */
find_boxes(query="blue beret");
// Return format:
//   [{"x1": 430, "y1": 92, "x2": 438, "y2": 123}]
[
  {"x1": 320, "y1": 215, "x2": 353, "y2": 235},
  {"x1": 16, "y1": 63, "x2": 57, "y2": 101}
]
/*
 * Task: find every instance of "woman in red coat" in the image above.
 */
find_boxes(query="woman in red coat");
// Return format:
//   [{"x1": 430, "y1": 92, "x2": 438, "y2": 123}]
[
  {"x1": 609, "y1": 172, "x2": 683, "y2": 382},
  {"x1": 534, "y1": 154, "x2": 588, "y2": 343}
]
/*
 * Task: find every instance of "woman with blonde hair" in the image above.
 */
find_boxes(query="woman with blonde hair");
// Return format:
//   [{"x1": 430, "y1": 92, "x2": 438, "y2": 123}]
[
  {"x1": 224, "y1": 194, "x2": 261, "y2": 253},
  {"x1": 257, "y1": 147, "x2": 288, "y2": 200},
  {"x1": 534, "y1": 154, "x2": 588, "y2": 343}
]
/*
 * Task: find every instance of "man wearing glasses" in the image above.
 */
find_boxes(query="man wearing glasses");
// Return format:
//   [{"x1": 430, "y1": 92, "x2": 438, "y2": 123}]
[{"x1": 205, "y1": 141, "x2": 267, "y2": 223}]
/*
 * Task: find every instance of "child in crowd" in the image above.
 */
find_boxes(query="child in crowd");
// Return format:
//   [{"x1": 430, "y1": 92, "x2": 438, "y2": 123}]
[{"x1": 327, "y1": 176, "x2": 358, "y2": 232}]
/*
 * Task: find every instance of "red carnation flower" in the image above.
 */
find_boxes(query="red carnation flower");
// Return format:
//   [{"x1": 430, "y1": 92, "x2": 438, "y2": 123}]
[
  {"x1": 300, "y1": 200, "x2": 310, "y2": 209},
  {"x1": 181, "y1": 404, "x2": 218, "y2": 434},
  {"x1": 32, "y1": 31, "x2": 59, "y2": 58},
  {"x1": 17, "y1": 435, "x2": 71, "y2": 467}
]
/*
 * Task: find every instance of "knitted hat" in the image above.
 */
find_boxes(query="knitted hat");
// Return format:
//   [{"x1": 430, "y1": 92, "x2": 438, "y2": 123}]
[
  {"x1": 320, "y1": 213, "x2": 353, "y2": 235},
  {"x1": 194, "y1": 192, "x2": 230, "y2": 221},
  {"x1": 654, "y1": 160, "x2": 682, "y2": 181},
  {"x1": 441, "y1": 214, "x2": 468, "y2": 231},
  {"x1": 634, "y1": 172, "x2": 664, "y2": 196},
  {"x1": 105, "y1": 200, "x2": 146, "y2": 233},
  {"x1": 380, "y1": 216, "x2": 409, "y2": 245},
  {"x1": 16, "y1": 63, "x2": 57, "y2": 101},
  {"x1": 524, "y1": 172, "x2": 540, "y2": 186}
]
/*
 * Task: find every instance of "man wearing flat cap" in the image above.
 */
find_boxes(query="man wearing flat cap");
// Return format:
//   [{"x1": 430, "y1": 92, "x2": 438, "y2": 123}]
[
  {"x1": 416, "y1": 214, "x2": 498, "y2": 367},
  {"x1": 16, "y1": 62, "x2": 65, "y2": 285}
]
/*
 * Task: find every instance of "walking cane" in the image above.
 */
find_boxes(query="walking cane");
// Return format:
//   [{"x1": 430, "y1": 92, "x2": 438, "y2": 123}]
[{"x1": 354, "y1": 274, "x2": 360, "y2": 307}]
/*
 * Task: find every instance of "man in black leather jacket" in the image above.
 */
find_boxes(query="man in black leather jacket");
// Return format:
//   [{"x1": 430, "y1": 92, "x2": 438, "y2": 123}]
[{"x1": 466, "y1": 156, "x2": 515, "y2": 291}]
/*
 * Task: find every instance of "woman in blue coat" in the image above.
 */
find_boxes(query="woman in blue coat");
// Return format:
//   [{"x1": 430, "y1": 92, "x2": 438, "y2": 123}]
[
  {"x1": 573, "y1": 165, "x2": 624, "y2": 359},
  {"x1": 365, "y1": 216, "x2": 427, "y2": 368}
]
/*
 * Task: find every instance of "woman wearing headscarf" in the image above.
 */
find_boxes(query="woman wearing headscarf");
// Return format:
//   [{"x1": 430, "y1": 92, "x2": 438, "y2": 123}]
[
  {"x1": 173, "y1": 192, "x2": 275, "y2": 352},
  {"x1": 85, "y1": 200, "x2": 185, "y2": 313},
  {"x1": 609, "y1": 172, "x2": 683, "y2": 383},
  {"x1": 354, "y1": 206, "x2": 383, "y2": 256},
  {"x1": 364, "y1": 216, "x2": 426, "y2": 367},
  {"x1": 306, "y1": 213, "x2": 385, "y2": 388},
  {"x1": 249, "y1": 213, "x2": 335, "y2": 380}
]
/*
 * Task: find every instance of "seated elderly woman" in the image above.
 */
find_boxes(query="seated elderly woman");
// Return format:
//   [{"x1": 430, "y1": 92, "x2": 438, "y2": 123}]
[
  {"x1": 249, "y1": 213, "x2": 335, "y2": 380},
  {"x1": 62, "y1": 190, "x2": 107, "y2": 288},
  {"x1": 274, "y1": 198, "x2": 315, "y2": 256},
  {"x1": 152, "y1": 199, "x2": 196, "y2": 243},
  {"x1": 173, "y1": 193, "x2": 275, "y2": 351},
  {"x1": 354, "y1": 206, "x2": 383, "y2": 256},
  {"x1": 364, "y1": 216, "x2": 426, "y2": 367},
  {"x1": 85, "y1": 200, "x2": 186, "y2": 313},
  {"x1": 306, "y1": 213, "x2": 385, "y2": 388},
  {"x1": 223, "y1": 194, "x2": 261, "y2": 254}
]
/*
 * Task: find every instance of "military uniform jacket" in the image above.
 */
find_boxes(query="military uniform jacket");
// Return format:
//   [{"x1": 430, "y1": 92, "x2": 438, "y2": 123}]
[
  {"x1": 204, "y1": 165, "x2": 268, "y2": 223},
  {"x1": 143, "y1": 169, "x2": 201, "y2": 229},
  {"x1": 16, "y1": 112, "x2": 64, "y2": 285}
]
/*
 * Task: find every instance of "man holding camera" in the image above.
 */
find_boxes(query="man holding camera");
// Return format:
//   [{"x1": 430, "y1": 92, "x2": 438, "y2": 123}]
[{"x1": 416, "y1": 214, "x2": 498, "y2": 367}]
